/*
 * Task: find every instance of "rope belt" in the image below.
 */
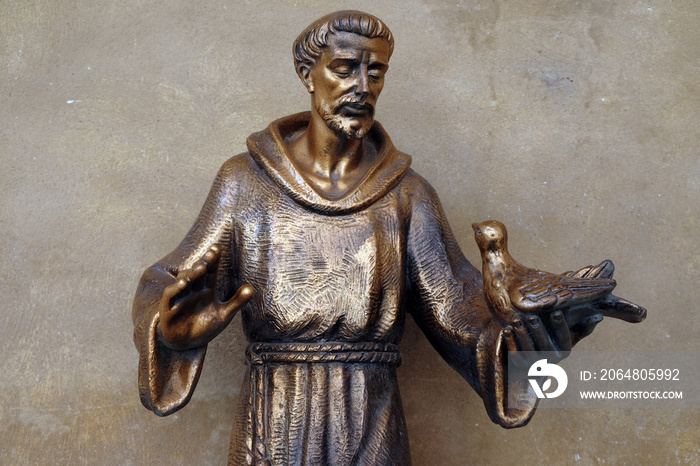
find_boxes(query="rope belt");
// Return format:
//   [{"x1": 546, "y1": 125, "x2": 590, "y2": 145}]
[
  {"x1": 246, "y1": 341, "x2": 402, "y2": 366},
  {"x1": 242, "y1": 341, "x2": 401, "y2": 465}
]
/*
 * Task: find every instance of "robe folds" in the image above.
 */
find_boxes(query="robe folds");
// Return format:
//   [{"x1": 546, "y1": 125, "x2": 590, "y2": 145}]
[{"x1": 133, "y1": 112, "x2": 538, "y2": 465}]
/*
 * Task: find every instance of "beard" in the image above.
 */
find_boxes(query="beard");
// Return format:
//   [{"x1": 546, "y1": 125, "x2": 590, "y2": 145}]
[{"x1": 316, "y1": 97, "x2": 374, "y2": 140}]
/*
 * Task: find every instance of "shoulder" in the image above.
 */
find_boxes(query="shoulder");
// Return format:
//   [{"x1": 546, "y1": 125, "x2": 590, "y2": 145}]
[
  {"x1": 396, "y1": 168, "x2": 442, "y2": 204},
  {"x1": 217, "y1": 152, "x2": 259, "y2": 177},
  {"x1": 212, "y1": 152, "x2": 269, "y2": 188},
  {"x1": 204, "y1": 153, "x2": 264, "y2": 204}
]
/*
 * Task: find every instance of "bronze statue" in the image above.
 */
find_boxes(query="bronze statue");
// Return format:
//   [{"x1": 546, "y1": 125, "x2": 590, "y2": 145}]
[{"x1": 133, "y1": 11, "x2": 645, "y2": 465}]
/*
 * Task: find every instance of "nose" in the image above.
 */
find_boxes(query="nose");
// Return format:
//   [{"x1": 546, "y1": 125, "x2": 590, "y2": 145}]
[{"x1": 354, "y1": 68, "x2": 370, "y2": 96}]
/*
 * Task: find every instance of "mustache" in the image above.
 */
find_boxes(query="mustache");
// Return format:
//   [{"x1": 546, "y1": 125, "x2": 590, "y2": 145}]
[{"x1": 334, "y1": 97, "x2": 374, "y2": 115}]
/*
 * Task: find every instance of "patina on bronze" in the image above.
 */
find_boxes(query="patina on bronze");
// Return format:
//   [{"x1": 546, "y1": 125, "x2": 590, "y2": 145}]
[{"x1": 133, "y1": 11, "x2": 645, "y2": 465}]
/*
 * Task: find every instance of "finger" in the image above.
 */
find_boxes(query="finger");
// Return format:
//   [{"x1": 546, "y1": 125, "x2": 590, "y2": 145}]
[
  {"x1": 190, "y1": 262, "x2": 208, "y2": 279},
  {"x1": 173, "y1": 271, "x2": 192, "y2": 293},
  {"x1": 503, "y1": 326, "x2": 527, "y2": 370},
  {"x1": 160, "y1": 276, "x2": 192, "y2": 321},
  {"x1": 204, "y1": 244, "x2": 221, "y2": 268},
  {"x1": 548, "y1": 311, "x2": 572, "y2": 353},
  {"x1": 503, "y1": 326, "x2": 518, "y2": 352},
  {"x1": 186, "y1": 245, "x2": 221, "y2": 291},
  {"x1": 202, "y1": 244, "x2": 223, "y2": 288},
  {"x1": 161, "y1": 282, "x2": 184, "y2": 311},
  {"x1": 571, "y1": 314, "x2": 603, "y2": 346},
  {"x1": 512, "y1": 318, "x2": 536, "y2": 353},
  {"x1": 525, "y1": 315, "x2": 558, "y2": 357},
  {"x1": 188, "y1": 262, "x2": 208, "y2": 291},
  {"x1": 218, "y1": 284, "x2": 254, "y2": 321},
  {"x1": 593, "y1": 295, "x2": 646, "y2": 324},
  {"x1": 162, "y1": 268, "x2": 194, "y2": 307}
]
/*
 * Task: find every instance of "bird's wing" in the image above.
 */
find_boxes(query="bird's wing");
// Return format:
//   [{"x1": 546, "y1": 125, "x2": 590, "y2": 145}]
[
  {"x1": 509, "y1": 271, "x2": 617, "y2": 313},
  {"x1": 564, "y1": 260, "x2": 615, "y2": 280}
]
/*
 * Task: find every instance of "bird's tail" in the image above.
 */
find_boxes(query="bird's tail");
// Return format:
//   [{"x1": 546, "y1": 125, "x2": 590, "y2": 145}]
[
  {"x1": 566, "y1": 260, "x2": 646, "y2": 323},
  {"x1": 565, "y1": 260, "x2": 615, "y2": 280}
]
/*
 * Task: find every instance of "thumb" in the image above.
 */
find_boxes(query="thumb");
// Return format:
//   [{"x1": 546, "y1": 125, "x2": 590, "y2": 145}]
[{"x1": 219, "y1": 284, "x2": 254, "y2": 319}]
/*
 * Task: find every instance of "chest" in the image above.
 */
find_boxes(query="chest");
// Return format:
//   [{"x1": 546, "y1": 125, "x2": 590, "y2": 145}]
[{"x1": 233, "y1": 192, "x2": 409, "y2": 340}]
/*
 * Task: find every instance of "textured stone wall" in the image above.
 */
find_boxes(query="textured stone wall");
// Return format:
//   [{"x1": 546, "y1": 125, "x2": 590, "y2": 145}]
[{"x1": 2, "y1": 1, "x2": 698, "y2": 464}]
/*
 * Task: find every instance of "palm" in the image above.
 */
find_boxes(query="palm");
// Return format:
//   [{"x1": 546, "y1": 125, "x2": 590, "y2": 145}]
[{"x1": 159, "y1": 244, "x2": 253, "y2": 350}]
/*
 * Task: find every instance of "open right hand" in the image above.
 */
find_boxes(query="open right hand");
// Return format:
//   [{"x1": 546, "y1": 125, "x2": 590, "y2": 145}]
[{"x1": 159, "y1": 244, "x2": 254, "y2": 350}]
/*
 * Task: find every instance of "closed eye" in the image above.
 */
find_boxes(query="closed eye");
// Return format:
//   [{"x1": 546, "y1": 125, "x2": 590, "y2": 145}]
[
  {"x1": 333, "y1": 67, "x2": 351, "y2": 77},
  {"x1": 368, "y1": 64, "x2": 388, "y2": 80},
  {"x1": 330, "y1": 60, "x2": 357, "y2": 78}
]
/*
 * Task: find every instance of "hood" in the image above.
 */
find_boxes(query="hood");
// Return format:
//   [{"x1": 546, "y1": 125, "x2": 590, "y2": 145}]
[{"x1": 246, "y1": 112, "x2": 412, "y2": 215}]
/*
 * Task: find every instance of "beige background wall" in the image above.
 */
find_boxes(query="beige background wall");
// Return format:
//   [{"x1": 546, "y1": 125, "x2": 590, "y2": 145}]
[{"x1": 2, "y1": 0, "x2": 698, "y2": 464}]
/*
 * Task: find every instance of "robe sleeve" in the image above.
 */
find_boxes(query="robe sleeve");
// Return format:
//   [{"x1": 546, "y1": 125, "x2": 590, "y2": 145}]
[
  {"x1": 132, "y1": 158, "x2": 241, "y2": 416},
  {"x1": 405, "y1": 176, "x2": 538, "y2": 428}
]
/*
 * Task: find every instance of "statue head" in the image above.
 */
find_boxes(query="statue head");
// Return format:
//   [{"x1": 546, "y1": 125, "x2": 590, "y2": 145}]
[{"x1": 293, "y1": 11, "x2": 394, "y2": 139}]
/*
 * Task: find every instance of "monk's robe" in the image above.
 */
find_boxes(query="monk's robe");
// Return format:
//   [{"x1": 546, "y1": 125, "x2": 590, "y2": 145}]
[{"x1": 133, "y1": 112, "x2": 538, "y2": 466}]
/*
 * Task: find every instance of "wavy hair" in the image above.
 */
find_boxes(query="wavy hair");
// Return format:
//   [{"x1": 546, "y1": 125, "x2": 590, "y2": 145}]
[{"x1": 293, "y1": 11, "x2": 394, "y2": 76}]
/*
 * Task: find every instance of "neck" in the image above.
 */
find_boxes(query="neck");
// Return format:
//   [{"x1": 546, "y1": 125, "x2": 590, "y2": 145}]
[
  {"x1": 303, "y1": 110, "x2": 364, "y2": 177},
  {"x1": 485, "y1": 248, "x2": 508, "y2": 263},
  {"x1": 287, "y1": 110, "x2": 377, "y2": 200}
]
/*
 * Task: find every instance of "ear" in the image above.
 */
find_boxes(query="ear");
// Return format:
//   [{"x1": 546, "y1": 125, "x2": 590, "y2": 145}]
[{"x1": 296, "y1": 64, "x2": 314, "y2": 93}]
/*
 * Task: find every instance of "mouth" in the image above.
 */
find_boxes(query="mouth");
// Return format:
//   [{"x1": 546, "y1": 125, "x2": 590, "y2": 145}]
[{"x1": 337, "y1": 102, "x2": 374, "y2": 117}]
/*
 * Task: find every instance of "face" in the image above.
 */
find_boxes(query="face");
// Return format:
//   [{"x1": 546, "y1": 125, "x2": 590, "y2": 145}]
[{"x1": 304, "y1": 31, "x2": 391, "y2": 139}]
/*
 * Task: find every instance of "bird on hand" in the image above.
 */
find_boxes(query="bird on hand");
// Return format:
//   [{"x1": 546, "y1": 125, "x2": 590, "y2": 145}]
[{"x1": 472, "y1": 220, "x2": 646, "y2": 330}]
